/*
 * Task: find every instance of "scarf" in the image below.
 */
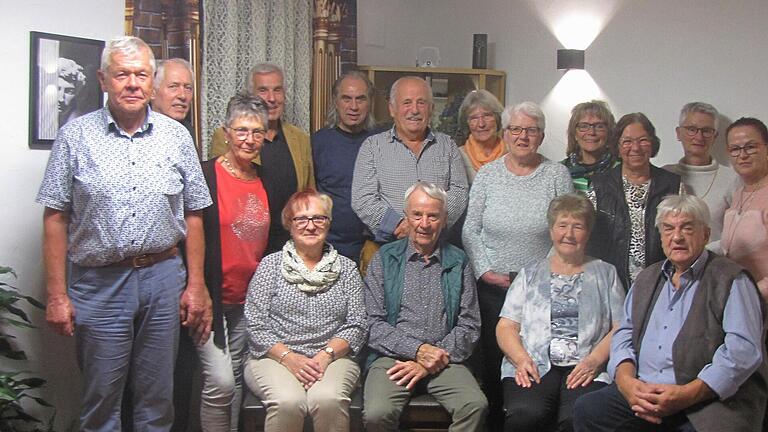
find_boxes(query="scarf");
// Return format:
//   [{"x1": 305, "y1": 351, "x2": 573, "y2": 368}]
[
  {"x1": 463, "y1": 135, "x2": 505, "y2": 171},
  {"x1": 281, "y1": 240, "x2": 341, "y2": 294},
  {"x1": 565, "y1": 151, "x2": 614, "y2": 179}
]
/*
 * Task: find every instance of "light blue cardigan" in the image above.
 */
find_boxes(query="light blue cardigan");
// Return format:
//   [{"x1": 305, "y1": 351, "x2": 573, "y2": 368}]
[{"x1": 499, "y1": 257, "x2": 625, "y2": 383}]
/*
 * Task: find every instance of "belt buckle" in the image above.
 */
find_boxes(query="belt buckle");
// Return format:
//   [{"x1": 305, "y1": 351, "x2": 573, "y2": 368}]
[{"x1": 131, "y1": 254, "x2": 154, "y2": 268}]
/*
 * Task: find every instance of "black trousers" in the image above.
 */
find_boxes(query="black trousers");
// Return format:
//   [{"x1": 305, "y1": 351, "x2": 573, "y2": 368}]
[
  {"x1": 477, "y1": 278, "x2": 510, "y2": 431},
  {"x1": 573, "y1": 383, "x2": 697, "y2": 432},
  {"x1": 503, "y1": 365, "x2": 606, "y2": 432}
]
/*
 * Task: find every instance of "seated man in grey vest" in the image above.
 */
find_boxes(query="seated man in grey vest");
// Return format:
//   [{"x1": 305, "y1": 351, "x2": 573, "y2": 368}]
[
  {"x1": 363, "y1": 181, "x2": 487, "y2": 432},
  {"x1": 573, "y1": 194, "x2": 767, "y2": 432}
]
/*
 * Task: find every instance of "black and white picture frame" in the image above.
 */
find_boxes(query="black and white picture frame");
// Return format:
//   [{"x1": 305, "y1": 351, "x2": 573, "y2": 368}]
[{"x1": 29, "y1": 31, "x2": 104, "y2": 147}]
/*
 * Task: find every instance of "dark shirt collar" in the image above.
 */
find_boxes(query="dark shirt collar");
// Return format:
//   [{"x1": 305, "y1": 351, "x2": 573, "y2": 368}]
[
  {"x1": 406, "y1": 240, "x2": 441, "y2": 264},
  {"x1": 334, "y1": 125, "x2": 369, "y2": 138},
  {"x1": 267, "y1": 119, "x2": 285, "y2": 143},
  {"x1": 103, "y1": 105, "x2": 154, "y2": 136},
  {"x1": 662, "y1": 249, "x2": 709, "y2": 283}
]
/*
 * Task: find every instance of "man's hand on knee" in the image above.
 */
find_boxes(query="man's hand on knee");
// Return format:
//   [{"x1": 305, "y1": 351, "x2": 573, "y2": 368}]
[
  {"x1": 416, "y1": 344, "x2": 449, "y2": 374},
  {"x1": 387, "y1": 360, "x2": 428, "y2": 390}
]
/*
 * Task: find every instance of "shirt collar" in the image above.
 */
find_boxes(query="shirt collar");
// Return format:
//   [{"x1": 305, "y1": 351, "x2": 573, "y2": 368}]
[
  {"x1": 388, "y1": 125, "x2": 436, "y2": 145},
  {"x1": 406, "y1": 240, "x2": 441, "y2": 264},
  {"x1": 661, "y1": 249, "x2": 710, "y2": 282},
  {"x1": 102, "y1": 105, "x2": 154, "y2": 136}
]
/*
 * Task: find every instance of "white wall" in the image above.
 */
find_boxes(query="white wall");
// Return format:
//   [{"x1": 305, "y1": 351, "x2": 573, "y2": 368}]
[
  {"x1": 0, "y1": 0, "x2": 123, "y2": 428},
  {"x1": 358, "y1": 0, "x2": 768, "y2": 165}
]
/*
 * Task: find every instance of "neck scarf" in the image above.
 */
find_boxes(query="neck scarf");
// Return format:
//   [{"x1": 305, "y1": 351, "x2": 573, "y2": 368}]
[
  {"x1": 464, "y1": 135, "x2": 505, "y2": 171},
  {"x1": 566, "y1": 151, "x2": 614, "y2": 179},
  {"x1": 281, "y1": 240, "x2": 341, "y2": 294}
]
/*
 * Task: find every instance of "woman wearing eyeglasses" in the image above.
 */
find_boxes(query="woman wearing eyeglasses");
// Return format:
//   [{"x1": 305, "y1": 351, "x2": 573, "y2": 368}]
[
  {"x1": 457, "y1": 89, "x2": 506, "y2": 184},
  {"x1": 198, "y1": 93, "x2": 271, "y2": 431},
  {"x1": 462, "y1": 101, "x2": 573, "y2": 429},
  {"x1": 586, "y1": 113, "x2": 682, "y2": 291},
  {"x1": 562, "y1": 100, "x2": 618, "y2": 192},
  {"x1": 721, "y1": 117, "x2": 768, "y2": 300},
  {"x1": 243, "y1": 189, "x2": 367, "y2": 432}
]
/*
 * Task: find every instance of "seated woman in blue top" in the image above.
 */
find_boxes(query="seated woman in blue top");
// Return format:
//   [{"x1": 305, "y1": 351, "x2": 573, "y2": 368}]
[{"x1": 496, "y1": 193, "x2": 625, "y2": 432}]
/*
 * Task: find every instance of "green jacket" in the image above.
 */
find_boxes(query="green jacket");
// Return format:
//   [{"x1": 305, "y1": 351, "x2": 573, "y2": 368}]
[{"x1": 366, "y1": 238, "x2": 469, "y2": 367}]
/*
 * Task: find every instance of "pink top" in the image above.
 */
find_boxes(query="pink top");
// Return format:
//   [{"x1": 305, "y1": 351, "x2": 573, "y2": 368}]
[{"x1": 721, "y1": 182, "x2": 768, "y2": 289}]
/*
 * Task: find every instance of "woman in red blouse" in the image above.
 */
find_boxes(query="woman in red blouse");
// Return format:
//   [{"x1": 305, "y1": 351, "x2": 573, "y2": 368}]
[{"x1": 198, "y1": 93, "x2": 271, "y2": 431}]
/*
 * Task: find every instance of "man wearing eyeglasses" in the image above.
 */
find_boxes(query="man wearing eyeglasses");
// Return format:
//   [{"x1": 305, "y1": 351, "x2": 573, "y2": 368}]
[
  {"x1": 210, "y1": 63, "x2": 314, "y2": 253},
  {"x1": 662, "y1": 102, "x2": 738, "y2": 241},
  {"x1": 312, "y1": 71, "x2": 380, "y2": 262},
  {"x1": 351, "y1": 76, "x2": 468, "y2": 272}
]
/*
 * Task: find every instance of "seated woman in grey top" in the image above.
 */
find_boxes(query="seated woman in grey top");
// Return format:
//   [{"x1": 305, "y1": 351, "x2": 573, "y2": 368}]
[
  {"x1": 243, "y1": 190, "x2": 367, "y2": 432},
  {"x1": 497, "y1": 193, "x2": 625, "y2": 432}
]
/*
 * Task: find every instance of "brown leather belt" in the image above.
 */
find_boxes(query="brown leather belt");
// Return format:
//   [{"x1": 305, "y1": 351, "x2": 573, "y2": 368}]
[{"x1": 113, "y1": 247, "x2": 178, "y2": 268}]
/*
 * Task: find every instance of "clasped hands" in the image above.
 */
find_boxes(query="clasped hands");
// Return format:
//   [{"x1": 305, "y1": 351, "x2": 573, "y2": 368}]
[
  {"x1": 283, "y1": 351, "x2": 333, "y2": 390},
  {"x1": 386, "y1": 344, "x2": 450, "y2": 390},
  {"x1": 617, "y1": 374, "x2": 696, "y2": 424}
]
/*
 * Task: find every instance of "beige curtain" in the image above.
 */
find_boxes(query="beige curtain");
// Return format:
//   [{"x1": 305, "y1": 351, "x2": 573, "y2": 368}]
[{"x1": 201, "y1": 0, "x2": 313, "y2": 157}]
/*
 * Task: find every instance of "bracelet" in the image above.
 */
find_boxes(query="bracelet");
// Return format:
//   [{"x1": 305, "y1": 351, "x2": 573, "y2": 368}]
[{"x1": 278, "y1": 349, "x2": 292, "y2": 364}]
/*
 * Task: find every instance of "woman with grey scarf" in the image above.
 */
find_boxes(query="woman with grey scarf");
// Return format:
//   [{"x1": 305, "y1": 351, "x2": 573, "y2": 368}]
[{"x1": 243, "y1": 189, "x2": 367, "y2": 432}]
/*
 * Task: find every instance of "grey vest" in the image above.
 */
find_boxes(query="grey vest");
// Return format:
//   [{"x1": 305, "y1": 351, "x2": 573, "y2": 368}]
[{"x1": 632, "y1": 253, "x2": 768, "y2": 432}]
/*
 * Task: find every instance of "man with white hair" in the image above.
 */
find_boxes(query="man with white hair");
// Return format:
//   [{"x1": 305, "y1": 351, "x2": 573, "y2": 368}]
[
  {"x1": 38, "y1": 36, "x2": 212, "y2": 431},
  {"x1": 151, "y1": 58, "x2": 194, "y2": 123},
  {"x1": 662, "y1": 102, "x2": 738, "y2": 241},
  {"x1": 363, "y1": 181, "x2": 486, "y2": 432},
  {"x1": 351, "y1": 76, "x2": 468, "y2": 270},
  {"x1": 573, "y1": 194, "x2": 767, "y2": 432}
]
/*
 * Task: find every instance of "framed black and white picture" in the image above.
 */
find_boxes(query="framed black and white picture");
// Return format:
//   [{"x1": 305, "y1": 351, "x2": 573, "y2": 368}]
[{"x1": 29, "y1": 31, "x2": 104, "y2": 147}]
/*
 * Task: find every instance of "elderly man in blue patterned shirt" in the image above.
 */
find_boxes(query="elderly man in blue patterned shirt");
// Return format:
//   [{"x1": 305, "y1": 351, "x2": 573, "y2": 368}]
[
  {"x1": 363, "y1": 181, "x2": 486, "y2": 432},
  {"x1": 37, "y1": 36, "x2": 212, "y2": 432},
  {"x1": 351, "y1": 76, "x2": 468, "y2": 270}
]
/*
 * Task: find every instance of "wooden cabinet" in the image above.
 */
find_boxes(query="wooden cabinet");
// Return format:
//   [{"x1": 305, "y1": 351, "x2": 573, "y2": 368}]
[{"x1": 358, "y1": 65, "x2": 506, "y2": 139}]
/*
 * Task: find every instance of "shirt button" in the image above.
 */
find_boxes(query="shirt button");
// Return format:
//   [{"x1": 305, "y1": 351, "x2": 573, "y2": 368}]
[
  {"x1": 658, "y1": 345, "x2": 662, "y2": 349},
  {"x1": 133, "y1": 187, "x2": 137, "y2": 191},
  {"x1": 132, "y1": 162, "x2": 136, "y2": 166},
  {"x1": 131, "y1": 240, "x2": 136, "y2": 245},
  {"x1": 132, "y1": 212, "x2": 136, "y2": 217},
  {"x1": 663, "y1": 325, "x2": 667, "y2": 329}
]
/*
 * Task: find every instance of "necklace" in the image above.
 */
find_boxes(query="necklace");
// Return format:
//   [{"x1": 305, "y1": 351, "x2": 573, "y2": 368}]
[
  {"x1": 221, "y1": 155, "x2": 257, "y2": 180},
  {"x1": 737, "y1": 176, "x2": 766, "y2": 214},
  {"x1": 699, "y1": 168, "x2": 718, "y2": 199}
]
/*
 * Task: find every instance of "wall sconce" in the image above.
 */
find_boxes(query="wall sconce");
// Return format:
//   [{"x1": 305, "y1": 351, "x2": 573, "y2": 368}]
[{"x1": 557, "y1": 49, "x2": 585, "y2": 70}]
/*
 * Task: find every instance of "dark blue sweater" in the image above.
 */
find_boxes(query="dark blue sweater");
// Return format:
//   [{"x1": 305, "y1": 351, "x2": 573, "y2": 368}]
[{"x1": 311, "y1": 126, "x2": 378, "y2": 261}]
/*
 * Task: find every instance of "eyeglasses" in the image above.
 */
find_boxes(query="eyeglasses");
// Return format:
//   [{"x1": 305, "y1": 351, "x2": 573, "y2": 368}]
[
  {"x1": 468, "y1": 112, "x2": 495, "y2": 124},
  {"x1": 728, "y1": 143, "x2": 763, "y2": 157},
  {"x1": 680, "y1": 125, "x2": 716, "y2": 138},
  {"x1": 620, "y1": 136, "x2": 653, "y2": 148},
  {"x1": 576, "y1": 122, "x2": 608, "y2": 133},
  {"x1": 229, "y1": 127, "x2": 266, "y2": 141},
  {"x1": 292, "y1": 215, "x2": 330, "y2": 228},
  {"x1": 505, "y1": 126, "x2": 542, "y2": 136}
]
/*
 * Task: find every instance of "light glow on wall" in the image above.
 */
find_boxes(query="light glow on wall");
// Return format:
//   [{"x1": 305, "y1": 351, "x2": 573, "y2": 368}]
[
  {"x1": 552, "y1": 15, "x2": 602, "y2": 50},
  {"x1": 522, "y1": 0, "x2": 624, "y2": 49}
]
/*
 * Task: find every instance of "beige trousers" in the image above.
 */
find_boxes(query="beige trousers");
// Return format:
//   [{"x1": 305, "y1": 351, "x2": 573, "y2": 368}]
[{"x1": 244, "y1": 356, "x2": 360, "y2": 432}]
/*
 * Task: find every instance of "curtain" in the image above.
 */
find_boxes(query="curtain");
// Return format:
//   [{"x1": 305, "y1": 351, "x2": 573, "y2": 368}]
[{"x1": 201, "y1": 0, "x2": 313, "y2": 157}]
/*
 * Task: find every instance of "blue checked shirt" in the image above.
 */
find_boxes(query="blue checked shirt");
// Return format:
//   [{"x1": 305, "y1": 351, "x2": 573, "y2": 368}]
[
  {"x1": 37, "y1": 107, "x2": 212, "y2": 267},
  {"x1": 351, "y1": 127, "x2": 468, "y2": 243}
]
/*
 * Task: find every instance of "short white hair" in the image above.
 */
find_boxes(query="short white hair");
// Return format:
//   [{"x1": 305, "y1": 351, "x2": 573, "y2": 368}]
[
  {"x1": 501, "y1": 101, "x2": 545, "y2": 130},
  {"x1": 404, "y1": 181, "x2": 447, "y2": 214},
  {"x1": 101, "y1": 36, "x2": 155, "y2": 74},
  {"x1": 679, "y1": 102, "x2": 719, "y2": 129},
  {"x1": 246, "y1": 62, "x2": 284, "y2": 95},
  {"x1": 389, "y1": 76, "x2": 433, "y2": 107},
  {"x1": 655, "y1": 194, "x2": 711, "y2": 229},
  {"x1": 154, "y1": 58, "x2": 192, "y2": 91}
]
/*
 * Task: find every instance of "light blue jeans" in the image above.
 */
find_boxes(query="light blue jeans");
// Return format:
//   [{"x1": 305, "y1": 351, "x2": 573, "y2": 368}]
[
  {"x1": 196, "y1": 304, "x2": 249, "y2": 431},
  {"x1": 69, "y1": 256, "x2": 185, "y2": 432}
]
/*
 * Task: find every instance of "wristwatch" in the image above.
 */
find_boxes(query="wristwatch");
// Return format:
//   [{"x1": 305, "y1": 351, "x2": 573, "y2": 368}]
[{"x1": 323, "y1": 346, "x2": 335, "y2": 360}]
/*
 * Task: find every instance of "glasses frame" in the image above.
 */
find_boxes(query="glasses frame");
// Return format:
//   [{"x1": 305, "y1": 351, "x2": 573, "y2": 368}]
[
  {"x1": 291, "y1": 215, "x2": 330, "y2": 229},
  {"x1": 620, "y1": 136, "x2": 653, "y2": 148},
  {"x1": 727, "y1": 143, "x2": 763, "y2": 157},
  {"x1": 229, "y1": 126, "x2": 267, "y2": 141},
  {"x1": 505, "y1": 126, "x2": 542, "y2": 136},
  {"x1": 576, "y1": 122, "x2": 608, "y2": 133},
  {"x1": 680, "y1": 125, "x2": 716, "y2": 138},
  {"x1": 467, "y1": 112, "x2": 495, "y2": 125}
]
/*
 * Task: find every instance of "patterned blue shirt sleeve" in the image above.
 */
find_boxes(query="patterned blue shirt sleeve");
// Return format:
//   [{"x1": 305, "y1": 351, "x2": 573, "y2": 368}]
[
  {"x1": 445, "y1": 138, "x2": 469, "y2": 227},
  {"x1": 36, "y1": 125, "x2": 75, "y2": 211},
  {"x1": 608, "y1": 286, "x2": 637, "y2": 380},
  {"x1": 364, "y1": 253, "x2": 425, "y2": 359},
  {"x1": 351, "y1": 135, "x2": 394, "y2": 236},
  {"x1": 435, "y1": 263, "x2": 480, "y2": 362},
  {"x1": 697, "y1": 273, "x2": 764, "y2": 399},
  {"x1": 176, "y1": 129, "x2": 212, "y2": 211}
]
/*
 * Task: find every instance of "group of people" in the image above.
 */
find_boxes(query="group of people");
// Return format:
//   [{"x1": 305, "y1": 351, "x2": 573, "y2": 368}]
[{"x1": 36, "y1": 34, "x2": 768, "y2": 432}]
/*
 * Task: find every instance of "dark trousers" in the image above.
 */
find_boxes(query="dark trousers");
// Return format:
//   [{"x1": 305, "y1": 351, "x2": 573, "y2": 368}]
[
  {"x1": 503, "y1": 365, "x2": 606, "y2": 432},
  {"x1": 477, "y1": 278, "x2": 509, "y2": 431},
  {"x1": 573, "y1": 383, "x2": 697, "y2": 432}
]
